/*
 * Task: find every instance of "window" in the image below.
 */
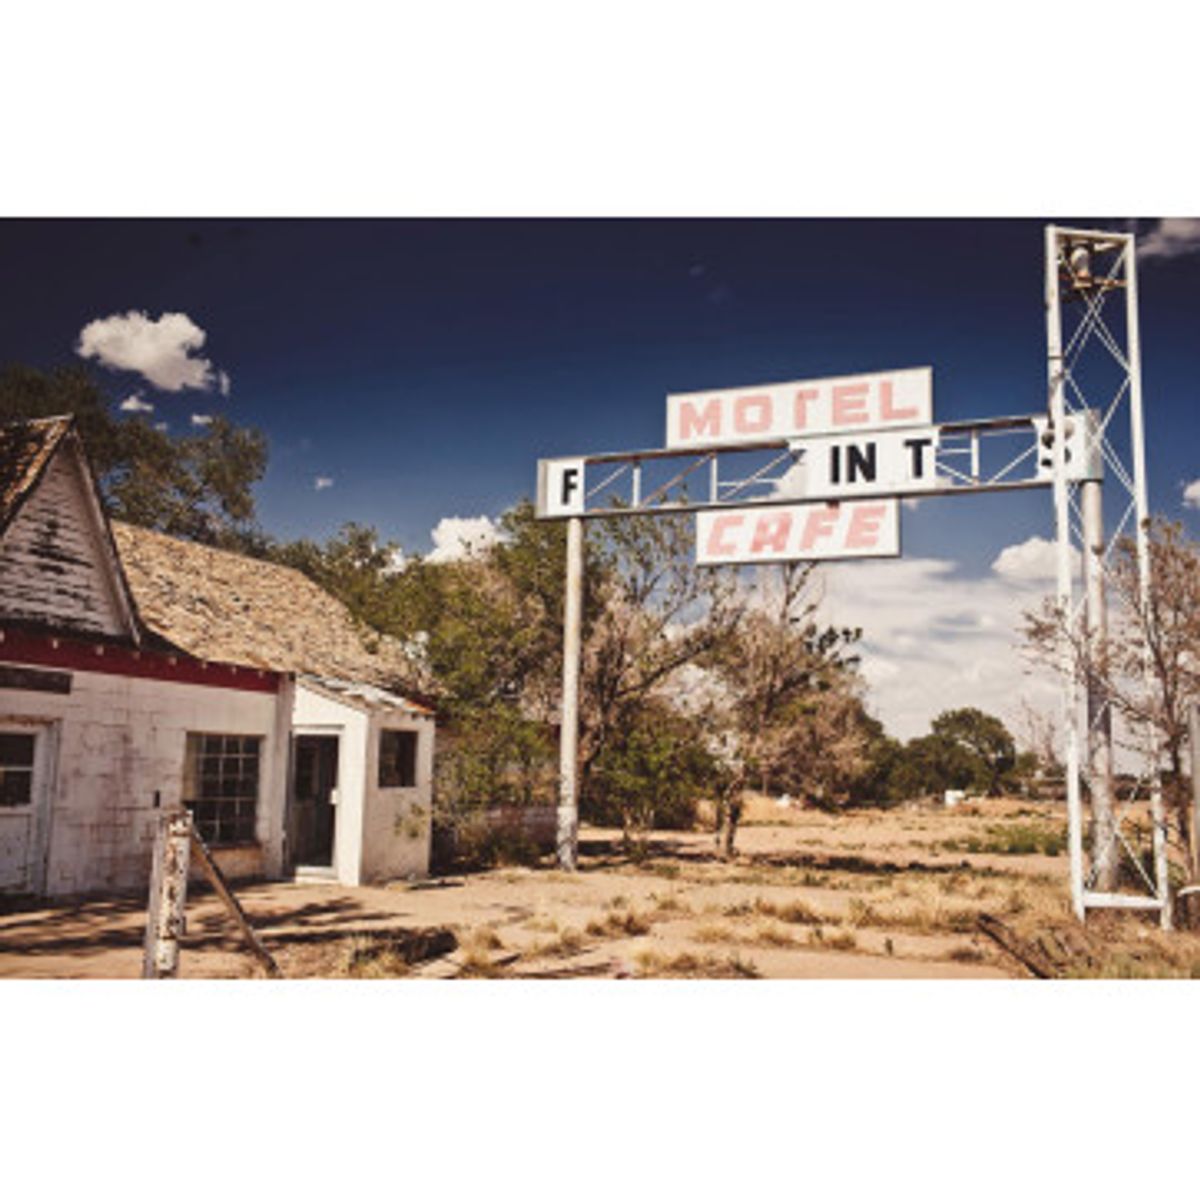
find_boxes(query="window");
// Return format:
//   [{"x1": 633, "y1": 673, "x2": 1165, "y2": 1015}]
[
  {"x1": 0, "y1": 733, "x2": 35, "y2": 808},
  {"x1": 183, "y1": 733, "x2": 261, "y2": 846},
  {"x1": 378, "y1": 729, "x2": 418, "y2": 788}
]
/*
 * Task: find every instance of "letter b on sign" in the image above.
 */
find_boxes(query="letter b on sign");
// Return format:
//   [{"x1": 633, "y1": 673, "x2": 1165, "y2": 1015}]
[{"x1": 537, "y1": 457, "x2": 586, "y2": 517}]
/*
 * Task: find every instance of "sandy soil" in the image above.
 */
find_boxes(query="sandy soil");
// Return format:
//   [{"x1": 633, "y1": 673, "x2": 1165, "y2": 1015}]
[{"x1": 0, "y1": 797, "x2": 1104, "y2": 980}]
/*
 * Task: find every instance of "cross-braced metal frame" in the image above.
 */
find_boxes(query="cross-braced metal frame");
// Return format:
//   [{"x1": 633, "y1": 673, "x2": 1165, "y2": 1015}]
[
  {"x1": 538, "y1": 225, "x2": 1170, "y2": 926},
  {"x1": 1044, "y1": 224, "x2": 1170, "y2": 925}
]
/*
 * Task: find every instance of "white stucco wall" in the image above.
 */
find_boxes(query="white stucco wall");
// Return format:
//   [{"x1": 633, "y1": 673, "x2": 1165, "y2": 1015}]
[
  {"x1": 0, "y1": 662, "x2": 289, "y2": 896},
  {"x1": 360, "y1": 711, "x2": 435, "y2": 883}
]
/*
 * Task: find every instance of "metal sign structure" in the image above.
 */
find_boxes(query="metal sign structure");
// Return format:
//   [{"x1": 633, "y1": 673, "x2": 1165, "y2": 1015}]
[
  {"x1": 535, "y1": 224, "x2": 1169, "y2": 928},
  {"x1": 1044, "y1": 225, "x2": 1168, "y2": 924}
]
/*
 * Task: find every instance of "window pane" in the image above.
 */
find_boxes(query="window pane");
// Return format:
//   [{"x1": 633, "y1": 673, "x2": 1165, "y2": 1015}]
[
  {"x1": 183, "y1": 733, "x2": 261, "y2": 846},
  {"x1": 379, "y1": 730, "x2": 418, "y2": 788},
  {"x1": 0, "y1": 769, "x2": 33, "y2": 808},
  {"x1": 0, "y1": 734, "x2": 35, "y2": 768}
]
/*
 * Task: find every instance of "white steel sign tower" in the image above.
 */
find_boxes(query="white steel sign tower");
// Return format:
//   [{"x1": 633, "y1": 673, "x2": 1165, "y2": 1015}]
[
  {"x1": 536, "y1": 224, "x2": 1169, "y2": 925},
  {"x1": 1044, "y1": 225, "x2": 1168, "y2": 925}
]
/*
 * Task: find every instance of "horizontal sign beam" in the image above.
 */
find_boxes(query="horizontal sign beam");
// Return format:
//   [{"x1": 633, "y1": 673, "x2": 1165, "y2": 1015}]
[
  {"x1": 535, "y1": 410, "x2": 1098, "y2": 519},
  {"x1": 696, "y1": 499, "x2": 900, "y2": 566}
]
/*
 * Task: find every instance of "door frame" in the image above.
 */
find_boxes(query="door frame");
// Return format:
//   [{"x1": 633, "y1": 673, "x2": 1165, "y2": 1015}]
[
  {"x1": 286, "y1": 725, "x2": 344, "y2": 873},
  {"x1": 0, "y1": 717, "x2": 58, "y2": 894}
]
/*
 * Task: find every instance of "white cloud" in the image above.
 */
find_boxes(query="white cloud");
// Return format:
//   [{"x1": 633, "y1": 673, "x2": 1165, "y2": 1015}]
[
  {"x1": 76, "y1": 310, "x2": 227, "y2": 392},
  {"x1": 216, "y1": 370, "x2": 232, "y2": 397},
  {"x1": 383, "y1": 547, "x2": 407, "y2": 575},
  {"x1": 426, "y1": 515, "x2": 502, "y2": 564},
  {"x1": 153, "y1": 421, "x2": 169, "y2": 433},
  {"x1": 991, "y1": 535, "x2": 1080, "y2": 583},
  {"x1": 1184, "y1": 479, "x2": 1200, "y2": 509},
  {"x1": 1138, "y1": 218, "x2": 1200, "y2": 261},
  {"x1": 119, "y1": 393, "x2": 154, "y2": 414},
  {"x1": 817, "y1": 555, "x2": 1061, "y2": 741},
  {"x1": 190, "y1": 413, "x2": 213, "y2": 426},
  {"x1": 314, "y1": 476, "x2": 334, "y2": 491}
]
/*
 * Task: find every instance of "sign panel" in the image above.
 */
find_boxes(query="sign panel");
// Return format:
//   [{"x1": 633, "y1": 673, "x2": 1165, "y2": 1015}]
[
  {"x1": 537, "y1": 457, "x2": 586, "y2": 517},
  {"x1": 666, "y1": 366, "x2": 932, "y2": 451},
  {"x1": 696, "y1": 498, "x2": 900, "y2": 566},
  {"x1": 801, "y1": 426, "x2": 941, "y2": 499}
]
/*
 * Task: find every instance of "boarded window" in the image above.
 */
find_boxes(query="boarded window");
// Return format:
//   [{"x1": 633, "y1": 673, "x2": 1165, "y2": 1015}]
[
  {"x1": 0, "y1": 733, "x2": 35, "y2": 807},
  {"x1": 378, "y1": 729, "x2": 418, "y2": 788},
  {"x1": 183, "y1": 733, "x2": 261, "y2": 846}
]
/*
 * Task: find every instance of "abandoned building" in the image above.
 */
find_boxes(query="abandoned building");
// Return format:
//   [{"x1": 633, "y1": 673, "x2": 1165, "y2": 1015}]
[{"x1": 0, "y1": 415, "x2": 434, "y2": 897}]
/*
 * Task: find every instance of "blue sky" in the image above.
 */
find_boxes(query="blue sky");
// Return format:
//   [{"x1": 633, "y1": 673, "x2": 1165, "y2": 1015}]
[
  {"x1": 3, "y1": 217, "x2": 1198, "y2": 737},
  {"x1": 3, "y1": 218, "x2": 1197, "y2": 561}
]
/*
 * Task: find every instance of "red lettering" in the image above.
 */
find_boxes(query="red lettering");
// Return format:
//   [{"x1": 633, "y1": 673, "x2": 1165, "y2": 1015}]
[
  {"x1": 750, "y1": 511, "x2": 792, "y2": 554},
  {"x1": 832, "y1": 384, "x2": 869, "y2": 426},
  {"x1": 792, "y1": 388, "x2": 818, "y2": 431},
  {"x1": 879, "y1": 380, "x2": 918, "y2": 422},
  {"x1": 846, "y1": 503, "x2": 886, "y2": 549},
  {"x1": 706, "y1": 514, "x2": 744, "y2": 558},
  {"x1": 801, "y1": 505, "x2": 839, "y2": 549},
  {"x1": 734, "y1": 394, "x2": 772, "y2": 435},
  {"x1": 678, "y1": 398, "x2": 722, "y2": 443}
]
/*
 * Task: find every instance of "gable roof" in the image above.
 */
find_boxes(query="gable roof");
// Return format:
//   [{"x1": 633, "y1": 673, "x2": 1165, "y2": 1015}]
[
  {"x1": 0, "y1": 415, "x2": 74, "y2": 537},
  {"x1": 111, "y1": 521, "x2": 422, "y2": 690},
  {"x1": 0, "y1": 415, "x2": 142, "y2": 643}
]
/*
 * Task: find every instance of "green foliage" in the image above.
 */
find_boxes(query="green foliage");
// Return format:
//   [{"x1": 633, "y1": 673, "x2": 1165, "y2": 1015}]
[
  {"x1": 587, "y1": 700, "x2": 717, "y2": 839},
  {"x1": 943, "y1": 823, "x2": 1067, "y2": 856},
  {"x1": 930, "y1": 707, "x2": 1017, "y2": 796},
  {"x1": 0, "y1": 363, "x2": 267, "y2": 549}
]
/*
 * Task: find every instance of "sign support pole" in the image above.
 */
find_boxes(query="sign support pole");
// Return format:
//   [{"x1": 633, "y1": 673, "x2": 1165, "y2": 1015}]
[
  {"x1": 1046, "y1": 225, "x2": 1086, "y2": 921},
  {"x1": 1082, "y1": 478, "x2": 1118, "y2": 890},
  {"x1": 556, "y1": 515, "x2": 583, "y2": 870},
  {"x1": 1126, "y1": 246, "x2": 1172, "y2": 928}
]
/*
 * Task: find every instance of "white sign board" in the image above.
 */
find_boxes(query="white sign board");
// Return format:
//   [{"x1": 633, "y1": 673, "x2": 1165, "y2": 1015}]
[
  {"x1": 666, "y1": 366, "x2": 932, "y2": 451},
  {"x1": 801, "y1": 426, "x2": 941, "y2": 499},
  {"x1": 537, "y1": 457, "x2": 586, "y2": 517},
  {"x1": 696, "y1": 498, "x2": 900, "y2": 566}
]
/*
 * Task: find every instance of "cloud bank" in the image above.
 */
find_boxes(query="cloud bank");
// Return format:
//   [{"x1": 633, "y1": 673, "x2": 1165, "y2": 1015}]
[
  {"x1": 1138, "y1": 218, "x2": 1200, "y2": 261},
  {"x1": 817, "y1": 548, "x2": 1061, "y2": 742},
  {"x1": 426, "y1": 515, "x2": 502, "y2": 564},
  {"x1": 77, "y1": 310, "x2": 230, "y2": 393}
]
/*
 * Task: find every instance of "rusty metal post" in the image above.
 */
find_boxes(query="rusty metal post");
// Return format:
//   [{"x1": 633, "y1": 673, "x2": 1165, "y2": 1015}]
[{"x1": 142, "y1": 807, "x2": 192, "y2": 979}]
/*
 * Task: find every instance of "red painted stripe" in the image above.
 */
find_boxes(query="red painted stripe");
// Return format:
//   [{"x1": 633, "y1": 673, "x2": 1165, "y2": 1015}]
[{"x1": 0, "y1": 627, "x2": 281, "y2": 693}]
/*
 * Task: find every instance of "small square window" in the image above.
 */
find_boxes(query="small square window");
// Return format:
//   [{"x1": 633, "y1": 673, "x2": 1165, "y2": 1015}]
[
  {"x1": 378, "y1": 729, "x2": 418, "y2": 788},
  {"x1": 0, "y1": 733, "x2": 36, "y2": 809}
]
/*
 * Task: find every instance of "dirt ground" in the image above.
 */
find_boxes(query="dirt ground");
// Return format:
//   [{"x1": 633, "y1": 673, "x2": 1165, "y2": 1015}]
[{"x1": 3, "y1": 797, "x2": 1198, "y2": 980}]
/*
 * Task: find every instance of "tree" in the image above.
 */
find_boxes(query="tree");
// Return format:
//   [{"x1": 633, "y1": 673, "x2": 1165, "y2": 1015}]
[
  {"x1": 930, "y1": 707, "x2": 1017, "y2": 797},
  {"x1": 699, "y1": 563, "x2": 864, "y2": 854},
  {"x1": 589, "y1": 699, "x2": 717, "y2": 853},
  {"x1": 1024, "y1": 518, "x2": 1200, "y2": 863},
  {"x1": 579, "y1": 507, "x2": 744, "y2": 810},
  {"x1": 0, "y1": 363, "x2": 267, "y2": 549}
]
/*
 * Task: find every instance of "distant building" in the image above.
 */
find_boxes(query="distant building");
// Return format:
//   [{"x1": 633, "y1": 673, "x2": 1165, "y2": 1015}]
[{"x1": 0, "y1": 415, "x2": 433, "y2": 897}]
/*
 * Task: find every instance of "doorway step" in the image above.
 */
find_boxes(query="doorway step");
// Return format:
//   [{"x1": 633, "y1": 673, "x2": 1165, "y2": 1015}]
[{"x1": 293, "y1": 866, "x2": 338, "y2": 884}]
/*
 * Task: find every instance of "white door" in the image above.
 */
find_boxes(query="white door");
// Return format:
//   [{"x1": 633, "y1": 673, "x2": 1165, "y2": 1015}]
[{"x1": 0, "y1": 723, "x2": 52, "y2": 893}]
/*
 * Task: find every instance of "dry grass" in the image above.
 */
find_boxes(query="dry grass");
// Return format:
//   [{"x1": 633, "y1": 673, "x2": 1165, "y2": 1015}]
[
  {"x1": 635, "y1": 949, "x2": 762, "y2": 979},
  {"x1": 585, "y1": 910, "x2": 652, "y2": 938}
]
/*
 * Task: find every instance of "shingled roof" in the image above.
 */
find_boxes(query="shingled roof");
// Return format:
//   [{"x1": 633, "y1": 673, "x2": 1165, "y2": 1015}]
[
  {"x1": 111, "y1": 522, "x2": 422, "y2": 689},
  {"x1": 0, "y1": 415, "x2": 74, "y2": 537}
]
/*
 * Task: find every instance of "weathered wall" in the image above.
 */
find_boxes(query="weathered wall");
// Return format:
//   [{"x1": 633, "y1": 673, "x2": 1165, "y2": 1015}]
[
  {"x1": 0, "y1": 662, "x2": 288, "y2": 896},
  {"x1": 291, "y1": 684, "x2": 367, "y2": 885},
  {"x1": 359, "y1": 711, "x2": 434, "y2": 883},
  {"x1": 0, "y1": 448, "x2": 130, "y2": 637}
]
